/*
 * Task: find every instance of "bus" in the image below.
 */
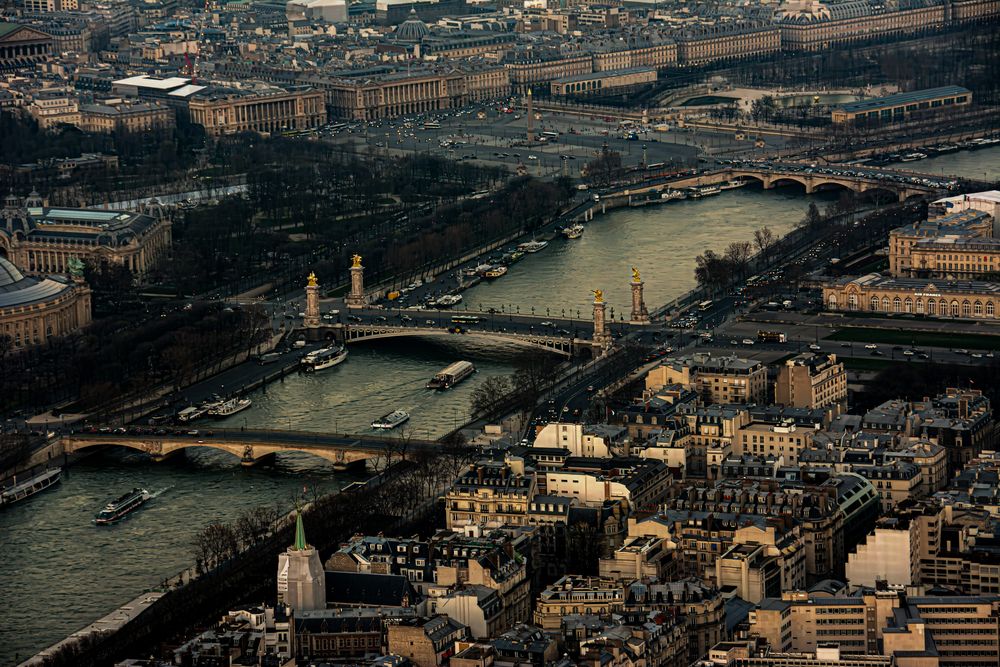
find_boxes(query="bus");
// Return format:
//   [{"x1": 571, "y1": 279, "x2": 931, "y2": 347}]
[
  {"x1": 757, "y1": 330, "x2": 788, "y2": 343},
  {"x1": 451, "y1": 315, "x2": 481, "y2": 325},
  {"x1": 646, "y1": 162, "x2": 665, "y2": 171},
  {"x1": 697, "y1": 300, "x2": 714, "y2": 311},
  {"x1": 423, "y1": 121, "x2": 441, "y2": 129},
  {"x1": 540, "y1": 131, "x2": 559, "y2": 141}
]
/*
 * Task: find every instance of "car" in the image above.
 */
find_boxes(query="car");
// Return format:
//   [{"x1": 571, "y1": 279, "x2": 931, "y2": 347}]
[
  {"x1": 425, "y1": 319, "x2": 435, "y2": 325},
  {"x1": 730, "y1": 339, "x2": 740, "y2": 345},
  {"x1": 870, "y1": 350, "x2": 884, "y2": 356},
  {"x1": 864, "y1": 344, "x2": 878, "y2": 350},
  {"x1": 971, "y1": 353, "x2": 984, "y2": 358},
  {"x1": 840, "y1": 342, "x2": 852, "y2": 348},
  {"x1": 562, "y1": 406, "x2": 570, "y2": 413},
  {"x1": 742, "y1": 339, "x2": 755, "y2": 345},
  {"x1": 954, "y1": 349, "x2": 969, "y2": 355},
  {"x1": 587, "y1": 385, "x2": 595, "y2": 392},
  {"x1": 917, "y1": 353, "x2": 930, "y2": 359},
  {"x1": 540, "y1": 321, "x2": 554, "y2": 327},
  {"x1": 903, "y1": 349, "x2": 915, "y2": 356},
  {"x1": 348, "y1": 315, "x2": 363, "y2": 323},
  {"x1": 187, "y1": 430, "x2": 200, "y2": 436},
  {"x1": 809, "y1": 343, "x2": 822, "y2": 351},
  {"x1": 527, "y1": 155, "x2": 537, "y2": 160}
]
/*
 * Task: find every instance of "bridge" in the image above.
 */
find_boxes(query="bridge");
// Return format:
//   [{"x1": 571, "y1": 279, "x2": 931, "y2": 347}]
[
  {"x1": 723, "y1": 167, "x2": 938, "y2": 202},
  {"x1": 60, "y1": 429, "x2": 443, "y2": 469},
  {"x1": 342, "y1": 323, "x2": 584, "y2": 357}
]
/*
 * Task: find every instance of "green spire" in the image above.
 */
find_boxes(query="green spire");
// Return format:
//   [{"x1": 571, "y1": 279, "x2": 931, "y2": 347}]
[{"x1": 294, "y1": 510, "x2": 308, "y2": 551}]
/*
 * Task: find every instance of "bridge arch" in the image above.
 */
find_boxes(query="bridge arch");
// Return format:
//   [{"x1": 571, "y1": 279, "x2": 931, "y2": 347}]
[
  {"x1": 345, "y1": 327, "x2": 574, "y2": 357},
  {"x1": 768, "y1": 176, "x2": 810, "y2": 193},
  {"x1": 65, "y1": 438, "x2": 246, "y2": 462}
]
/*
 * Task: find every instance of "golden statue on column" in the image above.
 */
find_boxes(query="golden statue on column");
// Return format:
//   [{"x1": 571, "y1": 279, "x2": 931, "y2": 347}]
[
  {"x1": 346, "y1": 253, "x2": 366, "y2": 308},
  {"x1": 592, "y1": 289, "x2": 604, "y2": 303},
  {"x1": 630, "y1": 266, "x2": 649, "y2": 325},
  {"x1": 304, "y1": 272, "x2": 321, "y2": 328}
]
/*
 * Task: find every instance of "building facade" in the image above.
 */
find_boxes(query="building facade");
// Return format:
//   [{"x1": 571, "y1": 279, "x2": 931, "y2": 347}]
[
  {"x1": 0, "y1": 256, "x2": 91, "y2": 349},
  {"x1": 774, "y1": 353, "x2": 847, "y2": 410},
  {"x1": 0, "y1": 193, "x2": 171, "y2": 279},
  {"x1": 823, "y1": 273, "x2": 1000, "y2": 321}
]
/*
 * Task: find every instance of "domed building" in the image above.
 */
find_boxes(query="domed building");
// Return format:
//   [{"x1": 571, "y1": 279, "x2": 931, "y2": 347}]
[
  {"x1": 394, "y1": 8, "x2": 430, "y2": 43},
  {"x1": 0, "y1": 256, "x2": 91, "y2": 350}
]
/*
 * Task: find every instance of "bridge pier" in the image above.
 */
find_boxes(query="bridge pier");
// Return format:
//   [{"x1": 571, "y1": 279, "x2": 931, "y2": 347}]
[
  {"x1": 150, "y1": 449, "x2": 185, "y2": 463},
  {"x1": 240, "y1": 448, "x2": 277, "y2": 467}
]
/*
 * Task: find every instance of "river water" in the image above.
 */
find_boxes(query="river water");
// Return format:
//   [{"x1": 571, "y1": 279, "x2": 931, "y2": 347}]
[{"x1": 3, "y1": 150, "x2": 998, "y2": 664}]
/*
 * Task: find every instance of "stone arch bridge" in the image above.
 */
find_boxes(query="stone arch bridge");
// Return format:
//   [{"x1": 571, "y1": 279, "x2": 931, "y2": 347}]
[
  {"x1": 340, "y1": 324, "x2": 584, "y2": 357},
  {"x1": 724, "y1": 167, "x2": 936, "y2": 201},
  {"x1": 60, "y1": 430, "x2": 441, "y2": 469}
]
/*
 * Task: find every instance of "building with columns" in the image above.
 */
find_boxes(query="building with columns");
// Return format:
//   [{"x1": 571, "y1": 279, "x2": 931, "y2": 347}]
[
  {"x1": 0, "y1": 23, "x2": 53, "y2": 70},
  {"x1": 823, "y1": 273, "x2": 1000, "y2": 320},
  {"x1": 0, "y1": 192, "x2": 171, "y2": 280},
  {"x1": 0, "y1": 256, "x2": 91, "y2": 350},
  {"x1": 183, "y1": 86, "x2": 327, "y2": 137}
]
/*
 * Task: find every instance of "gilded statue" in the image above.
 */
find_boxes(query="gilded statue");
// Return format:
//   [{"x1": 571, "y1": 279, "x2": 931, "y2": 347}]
[
  {"x1": 631, "y1": 266, "x2": 641, "y2": 283},
  {"x1": 307, "y1": 272, "x2": 318, "y2": 287},
  {"x1": 351, "y1": 254, "x2": 363, "y2": 268},
  {"x1": 592, "y1": 289, "x2": 604, "y2": 303}
]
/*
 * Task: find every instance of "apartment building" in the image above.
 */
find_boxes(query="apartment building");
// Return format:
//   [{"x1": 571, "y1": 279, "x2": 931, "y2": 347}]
[
  {"x1": 749, "y1": 589, "x2": 1000, "y2": 667},
  {"x1": 888, "y1": 209, "x2": 994, "y2": 278},
  {"x1": 445, "y1": 458, "x2": 537, "y2": 530},
  {"x1": 734, "y1": 422, "x2": 818, "y2": 466},
  {"x1": 533, "y1": 576, "x2": 625, "y2": 630},
  {"x1": 647, "y1": 354, "x2": 768, "y2": 405},
  {"x1": 774, "y1": 353, "x2": 848, "y2": 410}
]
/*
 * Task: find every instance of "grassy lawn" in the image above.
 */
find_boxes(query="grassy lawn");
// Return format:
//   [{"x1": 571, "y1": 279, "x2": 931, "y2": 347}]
[
  {"x1": 828, "y1": 327, "x2": 1000, "y2": 351},
  {"x1": 843, "y1": 357, "x2": 896, "y2": 372}
]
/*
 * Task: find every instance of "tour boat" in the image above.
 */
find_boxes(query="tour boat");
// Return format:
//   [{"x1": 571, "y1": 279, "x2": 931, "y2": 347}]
[
  {"x1": 719, "y1": 179, "x2": 747, "y2": 190},
  {"x1": 695, "y1": 185, "x2": 722, "y2": 197},
  {"x1": 562, "y1": 224, "x2": 584, "y2": 239},
  {"x1": 176, "y1": 406, "x2": 206, "y2": 423},
  {"x1": 427, "y1": 360, "x2": 476, "y2": 390},
  {"x1": 900, "y1": 152, "x2": 927, "y2": 162},
  {"x1": 518, "y1": 240, "x2": 549, "y2": 253},
  {"x1": 208, "y1": 397, "x2": 253, "y2": 417},
  {"x1": 0, "y1": 468, "x2": 62, "y2": 507},
  {"x1": 484, "y1": 266, "x2": 508, "y2": 279},
  {"x1": 94, "y1": 488, "x2": 152, "y2": 525},
  {"x1": 371, "y1": 410, "x2": 411, "y2": 430},
  {"x1": 661, "y1": 189, "x2": 686, "y2": 201},
  {"x1": 436, "y1": 294, "x2": 463, "y2": 307},
  {"x1": 302, "y1": 346, "x2": 348, "y2": 372}
]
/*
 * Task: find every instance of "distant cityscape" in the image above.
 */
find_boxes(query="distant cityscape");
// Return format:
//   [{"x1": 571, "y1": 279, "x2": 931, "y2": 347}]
[{"x1": 1, "y1": 0, "x2": 999, "y2": 665}]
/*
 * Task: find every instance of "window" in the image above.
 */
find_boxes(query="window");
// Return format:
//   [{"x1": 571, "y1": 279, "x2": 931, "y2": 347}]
[
  {"x1": 848, "y1": 294, "x2": 857, "y2": 310},
  {"x1": 988, "y1": 302, "x2": 995, "y2": 317},
  {"x1": 950, "y1": 301, "x2": 960, "y2": 317},
  {"x1": 882, "y1": 297, "x2": 891, "y2": 311},
  {"x1": 962, "y1": 301, "x2": 971, "y2": 317},
  {"x1": 904, "y1": 297, "x2": 913, "y2": 313},
  {"x1": 828, "y1": 294, "x2": 838, "y2": 309},
  {"x1": 893, "y1": 297, "x2": 902, "y2": 313},
  {"x1": 870, "y1": 296, "x2": 879, "y2": 311},
  {"x1": 916, "y1": 299, "x2": 924, "y2": 314},
  {"x1": 974, "y1": 301, "x2": 983, "y2": 316},
  {"x1": 928, "y1": 299, "x2": 937, "y2": 315}
]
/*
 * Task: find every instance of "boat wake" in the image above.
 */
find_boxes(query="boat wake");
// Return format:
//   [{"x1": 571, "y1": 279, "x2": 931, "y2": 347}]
[{"x1": 151, "y1": 486, "x2": 172, "y2": 499}]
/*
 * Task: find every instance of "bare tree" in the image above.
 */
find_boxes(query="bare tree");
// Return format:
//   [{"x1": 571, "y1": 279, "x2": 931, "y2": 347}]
[
  {"x1": 753, "y1": 226, "x2": 776, "y2": 264},
  {"x1": 469, "y1": 375, "x2": 513, "y2": 418}
]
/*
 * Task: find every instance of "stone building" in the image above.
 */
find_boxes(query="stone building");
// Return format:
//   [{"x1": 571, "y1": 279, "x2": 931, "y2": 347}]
[
  {"x1": 78, "y1": 101, "x2": 176, "y2": 134},
  {"x1": 749, "y1": 588, "x2": 1000, "y2": 666},
  {"x1": 184, "y1": 86, "x2": 327, "y2": 137},
  {"x1": 774, "y1": 353, "x2": 847, "y2": 410},
  {"x1": 388, "y1": 616, "x2": 467, "y2": 667},
  {"x1": 445, "y1": 457, "x2": 537, "y2": 530},
  {"x1": 0, "y1": 256, "x2": 91, "y2": 349},
  {"x1": 822, "y1": 273, "x2": 1000, "y2": 320},
  {"x1": 550, "y1": 67, "x2": 656, "y2": 97},
  {"x1": 0, "y1": 23, "x2": 53, "y2": 69},
  {"x1": 646, "y1": 353, "x2": 768, "y2": 405},
  {"x1": 888, "y1": 209, "x2": 993, "y2": 278},
  {"x1": 0, "y1": 192, "x2": 171, "y2": 279},
  {"x1": 676, "y1": 24, "x2": 782, "y2": 65}
]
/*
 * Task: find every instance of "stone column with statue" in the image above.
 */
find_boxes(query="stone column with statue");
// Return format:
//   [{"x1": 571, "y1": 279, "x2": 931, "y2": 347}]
[
  {"x1": 592, "y1": 289, "x2": 612, "y2": 354},
  {"x1": 629, "y1": 266, "x2": 649, "y2": 325},
  {"x1": 303, "y1": 272, "x2": 321, "y2": 328},
  {"x1": 346, "y1": 254, "x2": 366, "y2": 308}
]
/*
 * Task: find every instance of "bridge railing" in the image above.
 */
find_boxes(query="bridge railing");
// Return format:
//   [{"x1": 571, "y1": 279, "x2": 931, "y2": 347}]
[{"x1": 69, "y1": 428, "x2": 441, "y2": 448}]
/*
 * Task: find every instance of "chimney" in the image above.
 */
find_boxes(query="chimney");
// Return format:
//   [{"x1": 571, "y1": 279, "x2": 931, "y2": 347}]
[{"x1": 477, "y1": 466, "x2": 484, "y2": 483}]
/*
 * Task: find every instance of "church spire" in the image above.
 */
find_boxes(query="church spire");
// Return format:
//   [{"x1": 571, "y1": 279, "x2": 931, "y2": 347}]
[{"x1": 294, "y1": 510, "x2": 308, "y2": 550}]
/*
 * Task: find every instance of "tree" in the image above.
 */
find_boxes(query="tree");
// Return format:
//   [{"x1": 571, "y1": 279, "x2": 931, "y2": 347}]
[
  {"x1": 800, "y1": 202, "x2": 824, "y2": 234},
  {"x1": 753, "y1": 226, "x2": 776, "y2": 263},
  {"x1": 694, "y1": 250, "x2": 734, "y2": 294},
  {"x1": 724, "y1": 241, "x2": 753, "y2": 280},
  {"x1": 469, "y1": 375, "x2": 513, "y2": 418},
  {"x1": 750, "y1": 95, "x2": 776, "y2": 123},
  {"x1": 584, "y1": 149, "x2": 623, "y2": 187}
]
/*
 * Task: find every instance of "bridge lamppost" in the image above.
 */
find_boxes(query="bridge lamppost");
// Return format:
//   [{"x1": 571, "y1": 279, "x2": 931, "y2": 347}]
[{"x1": 531, "y1": 307, "x2": 535, "y2": 316}]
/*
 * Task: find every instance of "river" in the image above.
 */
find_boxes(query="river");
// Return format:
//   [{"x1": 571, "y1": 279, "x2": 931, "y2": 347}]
[{"x1": 3, "y1": 152, "x2": 997, "y2": 663}]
